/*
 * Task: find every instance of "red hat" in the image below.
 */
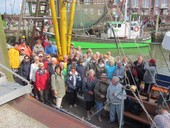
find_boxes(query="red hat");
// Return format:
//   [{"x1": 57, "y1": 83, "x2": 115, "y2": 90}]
[{"x1": 149, "y1": 59, "x2": 156, "y2": 64}]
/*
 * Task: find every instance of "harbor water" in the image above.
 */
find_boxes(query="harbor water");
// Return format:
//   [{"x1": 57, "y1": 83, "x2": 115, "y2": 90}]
[{"x1": 86, "y1": 43, "x2": 170, "y2": 76}]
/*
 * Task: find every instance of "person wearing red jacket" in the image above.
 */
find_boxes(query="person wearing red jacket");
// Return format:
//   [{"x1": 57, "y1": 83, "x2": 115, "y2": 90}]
[{"x1": 35, "y1": 62, "x2": 50, "y2": 103}]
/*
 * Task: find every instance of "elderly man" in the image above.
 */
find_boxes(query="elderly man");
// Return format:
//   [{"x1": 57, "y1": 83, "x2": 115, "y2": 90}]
[
  {"x1": 151, "y1": 105, "x2": 170, "y2": 128},
  {"x1": 106, "y1": 77, "x2": 127, "y2": 128},
  {"x1": 45, "y1": 41, "x2": 58, "y2": 57}
]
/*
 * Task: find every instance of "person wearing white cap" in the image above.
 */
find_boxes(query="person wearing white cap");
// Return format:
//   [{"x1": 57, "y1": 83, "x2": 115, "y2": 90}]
[{"x1": 18, "y1": 38, "x2": 32, "y2": 57}]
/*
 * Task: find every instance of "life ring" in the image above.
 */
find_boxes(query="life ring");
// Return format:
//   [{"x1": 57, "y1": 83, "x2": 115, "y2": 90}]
[{"x1": 134, "y1": 26, "x2": 139, "y2": 32}]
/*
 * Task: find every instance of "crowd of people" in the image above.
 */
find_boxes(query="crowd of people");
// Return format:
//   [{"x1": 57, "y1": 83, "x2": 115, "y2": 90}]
[{"x1": 8, "y1": 34, "x2": 161, "y2": 128}]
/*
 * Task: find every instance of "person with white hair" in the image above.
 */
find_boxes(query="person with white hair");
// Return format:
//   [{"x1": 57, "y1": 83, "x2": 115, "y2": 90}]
[
  {"x1": 48, "y1": 57, "x2": 57, "y2": 75},
  {"x1": 151, "y1": 105, "x2": 170, "y2": 128},
  {"x1": 106, "y1": 76, "x2": 127, "y2": 127},
  {"x1": 107, "y1": 51, "x2": 114, "y2": 61},
  {"x1": 74, "y1": 50, "x2": 81, "y2": 61},
  {"x1": 29, "y1": 56, "x2": 40, "y2": 99},
  {"x1": 86, "y1": 54, "x2": 98, "y2": 76},
  {"x1": 95, "y1": 51, "x2": 100, "y2": 61},
  {"x1": 77, "y1": 46, "x2": 83, "y2": 57},
  {"x1": 59, "y1": 61, "x2": 67, "y2": 80},
  {"x1": 82, "y1": 69, "x2": 98, "y2": 120}
]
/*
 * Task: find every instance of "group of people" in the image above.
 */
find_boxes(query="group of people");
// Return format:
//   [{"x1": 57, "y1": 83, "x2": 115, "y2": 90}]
[{"x1": 7, "y1": 34, "x2": 165, "y2": 128}]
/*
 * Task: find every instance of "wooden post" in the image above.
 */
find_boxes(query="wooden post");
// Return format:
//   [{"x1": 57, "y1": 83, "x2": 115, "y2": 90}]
[
  {"x1": 16, "y1": 0, "x2": 26, "y2": 42},
  {"x1": 155, "y1": 14, "x2": 159, "y2": 39},
  {"x1": 0, "y1": 15, "x2": 13, "y2": 81}
]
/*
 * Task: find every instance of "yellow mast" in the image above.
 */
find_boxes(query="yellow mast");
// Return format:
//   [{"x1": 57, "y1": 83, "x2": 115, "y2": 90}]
[
  {"x1": 49, "y1": 0, "x2": 62, "y2": 56},
  {"x1": 50, "y1": 0, "x2": 75, "y2": 58},
  {"x1": 67, "y1": 0, "x2": 76, "y2": 55},
  {"x1": 60, "y1": 0, "x2": 68, "y2": 57}
]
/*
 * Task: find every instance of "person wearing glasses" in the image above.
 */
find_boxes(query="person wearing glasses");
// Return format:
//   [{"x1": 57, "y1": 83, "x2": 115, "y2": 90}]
[
  {"x1": 18, "y1": 55, "x2": 31, "y2": 85},
  {"x1": 51, "y1": 65, "x2": 66, "y2": 109}
]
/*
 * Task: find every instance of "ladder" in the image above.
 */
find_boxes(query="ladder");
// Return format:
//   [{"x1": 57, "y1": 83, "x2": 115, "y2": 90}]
[
  {"x1": 16, "y1": 0, "x2": 50, "y2": 46},
  {"x1": 30, "y1": 0, "x2": 49, "y2": 46}
]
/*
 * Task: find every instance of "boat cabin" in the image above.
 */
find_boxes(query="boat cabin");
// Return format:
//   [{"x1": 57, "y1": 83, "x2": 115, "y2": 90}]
[{"x1": 106, "y1": 21, "x2": 141, "y2": 39}]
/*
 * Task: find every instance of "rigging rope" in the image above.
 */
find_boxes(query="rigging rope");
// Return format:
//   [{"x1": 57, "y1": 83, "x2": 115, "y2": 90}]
[{"x1": 131, "y1": 91, "x2": 158, "y2": 128}]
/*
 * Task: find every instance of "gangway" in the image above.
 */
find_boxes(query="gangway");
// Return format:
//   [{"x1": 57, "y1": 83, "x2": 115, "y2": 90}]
[{"x1": 0, "y1": 64, "x2": 32, "y2": 105}]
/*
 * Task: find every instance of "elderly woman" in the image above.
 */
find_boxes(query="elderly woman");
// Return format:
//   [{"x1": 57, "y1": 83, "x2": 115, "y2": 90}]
[
  {"x1": 106, "y1": 60, "x2": 116, "y2": 80},
  {"x1": 29, "y1": 56, "x2": 40, "y2": 99},
  {"x1": 51, "y1": 65, "x2": 66, "y2": 109},
  {"x1": 143, "y1": 59, "x2": 157, "y2": 101},
  {"x1": 35, "y1": 62, "x2": 50, "y2": 103},
  {"x1": 32, "y1": 39, "x2": 44, "y2": 56},
  {"x1": 106, "y1": 77, "x2": 127, "y2": 127},
  {"x1": 94, "y1": 73, "x2": 109, "y2": 122},
  {"x1": 82, "y1": 69, "x2": 98, "y2": 120},
  {"x1": 96, "y1": 58, "x2": 106, "y2": 79}
]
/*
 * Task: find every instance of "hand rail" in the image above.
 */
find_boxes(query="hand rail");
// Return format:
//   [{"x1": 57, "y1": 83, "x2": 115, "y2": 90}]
[
  {"x1": 156, "y1": 79, "x2": 170, "y2": 85},
  {"x1": 0, "y1": 64, "x2": 31, "y2": 87}
]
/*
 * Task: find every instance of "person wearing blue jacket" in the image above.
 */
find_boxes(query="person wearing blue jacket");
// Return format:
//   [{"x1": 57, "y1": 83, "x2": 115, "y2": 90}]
[
  {"x1": 45, "y1": 41, "x2": 58, "y2": 57},
  {"x1": 66, "y1": 65, "x2": 82, "y2": 108}
]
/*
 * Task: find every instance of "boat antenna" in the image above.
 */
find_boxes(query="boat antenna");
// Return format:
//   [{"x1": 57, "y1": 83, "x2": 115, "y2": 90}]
[
  {"x1": 5, "y1": 0, "x2": 6, "y2": 14},
  {"x1": 104, "y1": 0, "x2": 120, "y2": 56},
  {"x1": 12, "y1": 0, "x2": 16, "y2": 15}
]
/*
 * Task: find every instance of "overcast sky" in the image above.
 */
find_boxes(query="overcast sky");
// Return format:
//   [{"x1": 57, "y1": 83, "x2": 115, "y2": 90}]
[{"x1": 0, "y1": 0, "x2": 22, "y2": 14}]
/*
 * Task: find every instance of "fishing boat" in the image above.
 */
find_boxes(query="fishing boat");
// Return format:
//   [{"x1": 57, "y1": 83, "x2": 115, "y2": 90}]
[{"x1": 25, "y1": 0, "x2": 151, "y2": 50}]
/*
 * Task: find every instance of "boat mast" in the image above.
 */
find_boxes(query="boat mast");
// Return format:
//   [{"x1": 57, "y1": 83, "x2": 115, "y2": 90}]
[
  {"x1": 124, "y1": 0, "x2": 128, "y2": 21},
  {"x1": 50, "y1": 0, "x2": 75, "y2": 58},
  {"x1": 16, "y1": 0, "x2": 26, "y2": 42},
  {"x1": 59, "y1": 0, "x2": 67, "y2": 57},
  {"x1": 50, "y1": 0, "x2": 62, "y2": 56},
  {"x1": 67, "y1": 0, "x2": 76, "y2": 55},
  {"x1": 0, "y1": 16, "x2": 13, "y2": 81}
]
